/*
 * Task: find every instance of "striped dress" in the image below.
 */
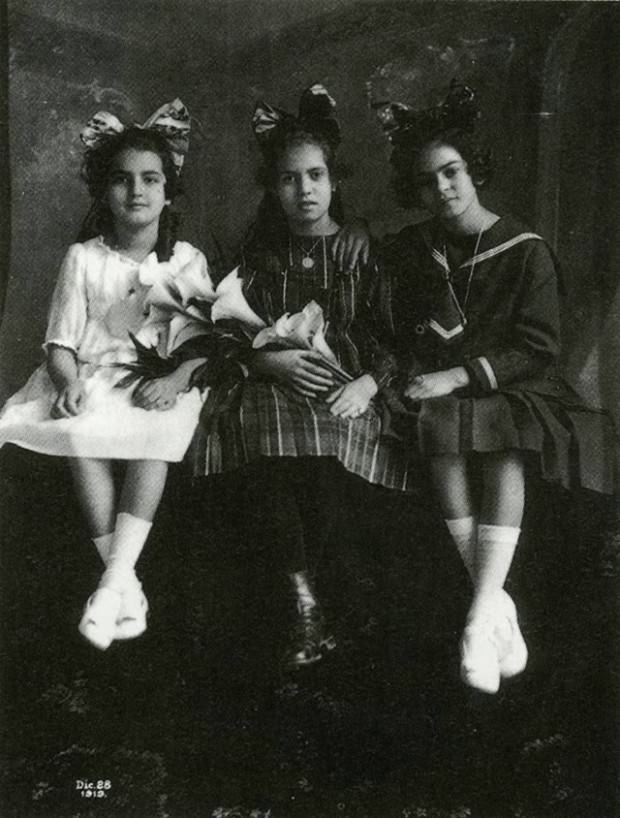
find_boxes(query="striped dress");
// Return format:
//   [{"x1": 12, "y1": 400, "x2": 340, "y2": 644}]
[{"x1": 190, "y1": 233, "x2": 411, "y2": 492}]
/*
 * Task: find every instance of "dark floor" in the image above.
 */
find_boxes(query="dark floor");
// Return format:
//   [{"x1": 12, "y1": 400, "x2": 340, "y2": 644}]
[{"x1": 0, "y1": 444, "x2": 617, "y2": 818}]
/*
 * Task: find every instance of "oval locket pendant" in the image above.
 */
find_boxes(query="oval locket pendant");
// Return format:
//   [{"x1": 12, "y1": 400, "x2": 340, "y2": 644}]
[{"x1": 302, "y1": 256, "x2": 315, "y2": 270}]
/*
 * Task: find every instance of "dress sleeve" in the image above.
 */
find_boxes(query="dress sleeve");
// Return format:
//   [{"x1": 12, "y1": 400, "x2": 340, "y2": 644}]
[
  {"x1": 44, "y1": 244, "x2": 88, "y2": 354},
  {"x1": 463, "y1": 240, "x2": 561, "y2": 392},
  {"x1": 353, "y1": 262, "x2": 399, "y2": 390}
]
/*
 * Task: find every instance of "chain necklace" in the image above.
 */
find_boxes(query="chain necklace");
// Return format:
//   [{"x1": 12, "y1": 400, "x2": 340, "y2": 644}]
[
  {"x1": 284, "y1": 235, "x2": 330, "y2": 307},
  {"x1": 442, "y1": 227, "x2": 483, "y2": 326},
  {"x1": 288, "y1": 235, "x2": 327, "y2": 271}
]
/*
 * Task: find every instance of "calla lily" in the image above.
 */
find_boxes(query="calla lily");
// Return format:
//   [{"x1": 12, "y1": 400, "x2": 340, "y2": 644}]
[
  {"x1": 252, "y1": 323, "x2": 283, "y2": 349},
  {"x1": 174, "y1": 259, "x2": 217, "y2": 305},
  {"x1": 253, "y1": 301, "x2": 329, "y2": 352},
  {"x1": 285, "y1": 302, "x2": 324, "y2": 347},
  {"x1": 167, "y1": 313, "x2": 211, "y2": 354},
  {"x1": 143, "y1": 277, "x2": 188, "y2": 315},
  {"x1": 253, "y1": 301, "x2": 321, "y2": 350},
  {"x1": 211, "y1": 268, "x2": 266, "y2": 331},
  {"x1": 250, "y1": 300, "x2": 351, "y2": 382},
  {"x1": 311, "y1": 321, "x2": 339, "y2": 365},
  {"x1": 142, "y1": 255, "x2": 216, "y2": 317}
]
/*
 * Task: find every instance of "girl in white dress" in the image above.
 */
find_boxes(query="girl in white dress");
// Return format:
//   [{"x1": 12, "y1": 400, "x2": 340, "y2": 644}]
[{"x1": 0, "y1": 101, "x2": 214, "y2": 650}]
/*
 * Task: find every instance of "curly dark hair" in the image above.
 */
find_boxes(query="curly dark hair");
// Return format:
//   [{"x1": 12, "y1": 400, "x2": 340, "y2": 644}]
[
  {"x1": 391, "y1": 129, "x2": 493, "y2": 211},
  {"x1": 247, "y1": 128, "x2": 345, "y2": 253},
  {"x1": 77, "y1": 126, "x2": 181, "y2": 261}
]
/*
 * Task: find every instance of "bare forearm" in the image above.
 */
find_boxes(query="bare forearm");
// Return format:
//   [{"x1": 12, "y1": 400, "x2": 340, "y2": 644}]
[
  {"x1": 356, "y1": 373, "x2": 379, "y2": 397},
  {"x1": 404, "y1": 365, "x2": 470, "y2": 401},
  {"x1": 47, "y1": 345, "x2": 79, "y2": 390},
  {"x1": 449, "y1": 366, "x2": 470, "y2": 389},
  {"x1": 247, "y1": 349, "x2": 335, "y2": 396}
]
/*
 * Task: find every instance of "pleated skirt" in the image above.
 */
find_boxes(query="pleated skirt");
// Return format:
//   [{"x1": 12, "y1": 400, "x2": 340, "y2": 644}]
[
  {"x1": 191, "y1": 380, "x2": 412, "y2": 492},
  {"x1": 414, "y1": 387, "x2": 615, "y2": 494}
]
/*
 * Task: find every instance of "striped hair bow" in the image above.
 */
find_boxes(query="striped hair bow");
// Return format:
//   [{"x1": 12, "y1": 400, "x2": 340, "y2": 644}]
[{"x1": 80, "y1": 98, "x2": 191, "y2": 173}]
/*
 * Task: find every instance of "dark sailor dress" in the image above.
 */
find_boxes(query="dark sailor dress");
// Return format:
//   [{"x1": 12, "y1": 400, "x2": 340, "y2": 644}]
[{"x1": 382, "y1": 215, "x2": 615, "y2": 495}]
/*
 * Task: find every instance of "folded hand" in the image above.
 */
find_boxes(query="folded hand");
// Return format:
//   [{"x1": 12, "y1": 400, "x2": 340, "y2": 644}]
[
  {"x1": 404, "y1": 369, "x2": 465, "y2": 401},
  {"x1": 51, "y1": 380, "x2": 86, "y2": 418},
  {"x1": 132, "y1": 375, "x2": 180, "y2": 411},
  {"x1": 252, "y1": 349, "x2": 336, "y2": 398},
  {"x1": 326, "y1": 374, "x2": 377, "y2": 418}
]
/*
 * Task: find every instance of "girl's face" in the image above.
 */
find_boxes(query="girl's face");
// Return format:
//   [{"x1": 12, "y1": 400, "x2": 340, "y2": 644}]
[
  {"x1": 275, "y1": 142, "x2": 335, "y2": 234},
  {"x1": 106, "y1": 148, "x2": 169, "y2": 232},
  {"x1": 414, "y1": 141, "x2": 478, "y2": 222}
]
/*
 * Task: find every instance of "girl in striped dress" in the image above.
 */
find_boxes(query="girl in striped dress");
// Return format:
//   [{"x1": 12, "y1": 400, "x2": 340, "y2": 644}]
[{"x1": 191, "y1": 85, "x2": 410, "y2": 668}]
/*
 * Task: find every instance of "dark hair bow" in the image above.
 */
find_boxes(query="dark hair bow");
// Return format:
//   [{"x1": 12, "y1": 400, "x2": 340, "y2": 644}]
[
  {"x1": 80, "y1": 98, "x2": 191, "y2": 174},
  {"x1": 379, "y1": 80, "x2": 479, "y2": 150},
  {"x1": 252, "y1": 84, "x2": 341, "y2": 150}
]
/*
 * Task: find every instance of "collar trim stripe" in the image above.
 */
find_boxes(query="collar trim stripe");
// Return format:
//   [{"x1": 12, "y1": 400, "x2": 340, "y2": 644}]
[
  {"x1": 476, "y1": 355, "x2": 499, "y2": 390},
  {"x1": 431, "y1": 248, "x2": 450, "y2": 271},
  {"x1": 459, "y1": 233, "x2": 543, "y2": 268},
  {"x1": 428, "y1": 318, "x2": 465, "y2": 340}
]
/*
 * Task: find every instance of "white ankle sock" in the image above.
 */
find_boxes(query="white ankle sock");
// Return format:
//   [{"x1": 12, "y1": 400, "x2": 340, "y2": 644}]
[
  {"x1": 92, "y1": 533, "x2": 114, "y2": 564},
  {"x1": 470, "y1": 523, "x2": 521, "y2": 619},
  {"x1": 477, "y1": 523, "x2": 521, "y2": 550},
  {"x1": 445, "y1": 516, "x2": 476, "y2": 580},
  {"x1": 102, "y1": 512, "x2": 152, "y2": 591}
]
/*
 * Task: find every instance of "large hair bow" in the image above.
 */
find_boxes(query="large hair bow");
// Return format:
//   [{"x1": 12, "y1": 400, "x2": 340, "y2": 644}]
[
  {"x1": 80, "y1": 98, "x2": 191, "y2": 173},
  {"x1": 252, "y1": 83, "x2": 341, "y2": 150},
  {"x1": 380, "y1": 80, "x2": 479, "y2": 149}
]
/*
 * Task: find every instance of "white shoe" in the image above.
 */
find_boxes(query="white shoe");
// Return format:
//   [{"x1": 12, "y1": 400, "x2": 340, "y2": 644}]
[
  {"x1": 115, "y1": 580, "x2": 149, "y2": 641},
  {"x1": 460, "y1": 617, "x2": 501, "y2": 694},
  {"x1": 496, "y1": 591, "x2": 528, "y2": 679},
  {"x1": 78, "y1": 587, "x2": 122, "y2": 650}
]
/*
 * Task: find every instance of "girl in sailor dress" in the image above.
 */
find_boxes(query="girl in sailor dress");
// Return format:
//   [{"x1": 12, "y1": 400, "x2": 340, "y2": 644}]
[
  {"x1": 0, "y1": 102, "x2": 214, "y2": 650},
  {"x1": 376, "y1": 83, "x2": 615, "y2": 693}
]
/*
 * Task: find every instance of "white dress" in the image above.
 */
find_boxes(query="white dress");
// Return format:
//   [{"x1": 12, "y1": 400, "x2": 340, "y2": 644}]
[{"x1": 0, "y1": 237, "x2": 213, "y2": 462}]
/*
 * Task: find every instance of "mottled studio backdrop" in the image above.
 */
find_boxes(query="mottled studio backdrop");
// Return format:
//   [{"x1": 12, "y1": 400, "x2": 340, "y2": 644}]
[
  {"x1": 0, "y1": 4, "x2": 619, "y2": 817},
  {"x1": 1, "y1": 0, "x2": 619, "y2": 447}
]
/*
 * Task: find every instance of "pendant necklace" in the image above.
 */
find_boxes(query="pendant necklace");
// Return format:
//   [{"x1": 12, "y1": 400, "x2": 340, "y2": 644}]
[
  {"x1": 443, "y1": 227, "x2": 483, "y2": 326},
  {"x1": 288, "y1": 235, "x2": 327, "y2": 271}
]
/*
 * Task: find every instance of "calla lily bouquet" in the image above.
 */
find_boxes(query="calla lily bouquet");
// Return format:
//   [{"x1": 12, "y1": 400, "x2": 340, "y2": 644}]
[
  {"x1": 251, "y1": 300, "x2": 351, "y2": 383},
  {"x1": 117, "y1": 263, "x2": 350, "y2": 388},
  {"x1": 114, "y1": 256, "x2": 220, "y2": 388}
]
